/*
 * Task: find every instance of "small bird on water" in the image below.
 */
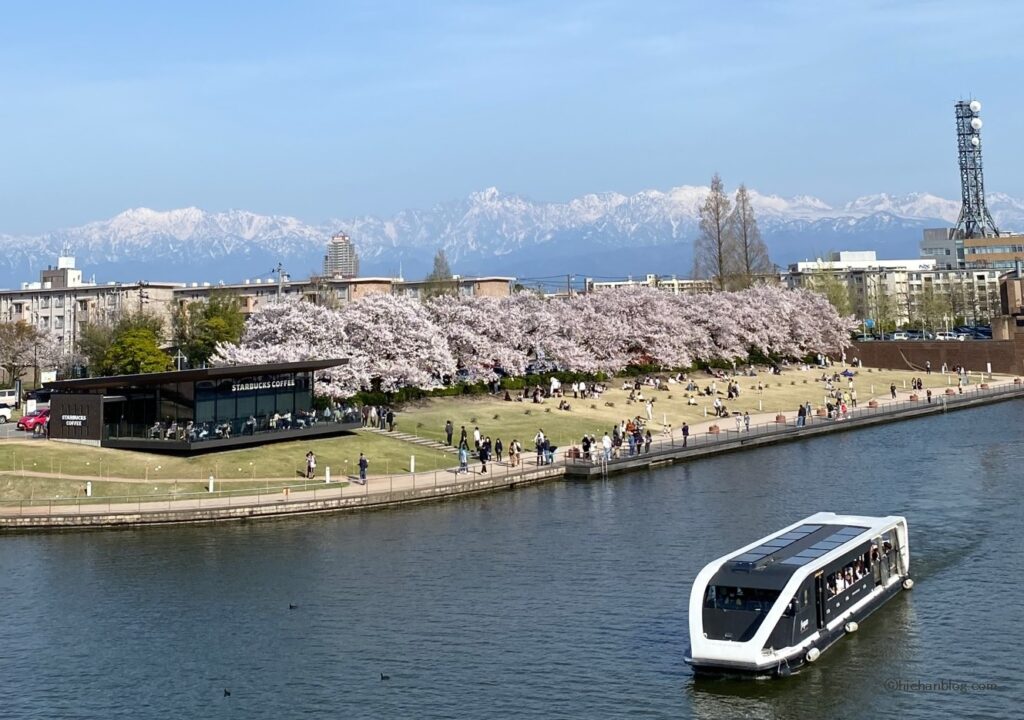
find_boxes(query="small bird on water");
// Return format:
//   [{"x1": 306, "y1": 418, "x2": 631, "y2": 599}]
[
  {"x1": 380, "y1": 673, "x2": 390, "y2": 681},
  {"x1": 224, "y1": 689, "x2": 231, "y2": 697},
  {"x1": 289, "y1": 603, "x2": 298, "y2": 610}
]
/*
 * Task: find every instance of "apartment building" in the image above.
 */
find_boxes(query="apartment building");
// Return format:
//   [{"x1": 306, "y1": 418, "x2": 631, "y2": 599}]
[
  {"x1": 784, "y1": 251, "x2": 1002, "y2": 326},
  {"x1": 0, "y1": 256, "x2": 180, "y2": 354}
]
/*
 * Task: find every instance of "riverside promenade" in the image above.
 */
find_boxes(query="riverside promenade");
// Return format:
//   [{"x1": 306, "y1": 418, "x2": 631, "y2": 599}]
[{"x1": 1, "y1": 379, "x2": 1021, "y2": 531}]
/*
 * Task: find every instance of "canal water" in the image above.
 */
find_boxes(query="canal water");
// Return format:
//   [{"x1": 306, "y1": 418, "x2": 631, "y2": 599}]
[{"x1": 1, "y1": 402, "x2": 1020, "y2": 719}]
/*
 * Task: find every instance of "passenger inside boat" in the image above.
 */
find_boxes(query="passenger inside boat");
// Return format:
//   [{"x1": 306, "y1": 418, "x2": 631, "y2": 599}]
[
  {"x1": 826, "y1": 551, "x2": 872, "y2": 598},
  {"x1": 704, "y1": 585, "x2": 780, "y2": 613}
]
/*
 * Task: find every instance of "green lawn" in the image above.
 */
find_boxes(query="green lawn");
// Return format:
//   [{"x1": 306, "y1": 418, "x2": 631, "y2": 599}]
[
  {"x1": 392, "y1": 366, "x2": 991, "y2": 449},
  {"x1": 0, "y1": 429, "x2": 453, "y2": 484}
]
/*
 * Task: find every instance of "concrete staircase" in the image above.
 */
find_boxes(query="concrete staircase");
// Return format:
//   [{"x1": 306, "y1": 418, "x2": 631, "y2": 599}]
[{"x1": 360, "y1": 426, "x2": 458, "y2": 454}]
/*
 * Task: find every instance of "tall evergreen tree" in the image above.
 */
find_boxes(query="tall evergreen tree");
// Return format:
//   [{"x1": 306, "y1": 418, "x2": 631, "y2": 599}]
[
  {"x1": 424, "y1": 248, "x2": 456, "y2": 297},
  {"x1": 730, "y1": 184, "x2": 773, "y2": 288},
  {"x1": 693, "y1": 173, "x2": 736, "y2": 290}
]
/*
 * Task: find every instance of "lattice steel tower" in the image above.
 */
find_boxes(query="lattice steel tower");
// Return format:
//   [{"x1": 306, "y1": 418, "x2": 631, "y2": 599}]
[{"x1": 953, "y1": 99, "x2": 999, "y2": 239}]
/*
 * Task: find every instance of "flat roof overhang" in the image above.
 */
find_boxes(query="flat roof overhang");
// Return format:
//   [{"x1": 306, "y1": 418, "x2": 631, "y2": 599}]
[{"x1": 45, "y1": 359, "x2": 349, "y2": 392}]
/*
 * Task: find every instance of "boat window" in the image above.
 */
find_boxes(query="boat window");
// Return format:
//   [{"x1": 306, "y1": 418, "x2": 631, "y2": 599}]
[
  {"x1": 704, "y1": 586, "x2": 780, "y2": 612},
  {"x1": 782, "y1": 588, "x2": 811, "y2": 617},
  {"x1": 825, "y1": 551, "x2": 872, "y2": 598}
]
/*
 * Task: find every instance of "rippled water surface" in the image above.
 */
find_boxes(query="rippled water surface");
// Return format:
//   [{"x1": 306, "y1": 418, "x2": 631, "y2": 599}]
[{"x1": 1, "y1": 402, "x2": 1021, "y2": 719}]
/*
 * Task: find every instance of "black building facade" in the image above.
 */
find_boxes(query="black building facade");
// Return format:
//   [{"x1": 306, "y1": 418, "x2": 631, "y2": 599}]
[{"x1": 46, "y1": 360, "x2": 358, "y2": 453}]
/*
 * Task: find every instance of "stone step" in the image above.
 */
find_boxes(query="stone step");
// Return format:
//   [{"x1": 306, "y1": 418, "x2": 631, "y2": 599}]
[{"x1": 361, "y1": 427, "x2": 457, "y2": 453}]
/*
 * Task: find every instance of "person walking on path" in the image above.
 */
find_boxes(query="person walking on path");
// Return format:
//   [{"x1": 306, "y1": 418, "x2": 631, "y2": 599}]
[
  {"x1": 926, "y1": 360, "x2": 931, "y2": 374},
  {"x1": 473, "y1": 426, "x2": 482, "y2": 453},
  {"x1": 926, "y1": 388, "x2": 933, "y2": 403},
  {"x1": 535, "y1": 429, "x2": 546, "y2": 465},
  {"x1": 445, "y1": 420, "x2": 453, "y2": 446},
  {"x1": 735, "y1": 414, "x2": 743, "y2": 433},
  {"x1": 743, "y1": 412, "x2": 750, "y2": 432},
  {"x1": 305, "y1": 451, "x2": 317, "y2": 479},
  {"x1": 459, "y1": 425, "x2": 468, "y2": 447},
  {"x1": 602, "y1": 432, "x2": 612, "y2": 461},
  {"x1": 682, "y1": 422, "x2": 689, "y2": 447},
  {"x1": 890, "y1": 383, "x2": 897, "y2": 400},
  {"x1": 358, "y1": 453, "x2": 368, "y2": 483},
  {"x1": 479, "y1": 439, "x2": 490, "y2": 473},
  {"x1": 644, "y1": 430, "x2": 652, "y2": 453},
  {"x1": 458, "y1": 442, "x2": 469, "y2": 473},
  {"x1": 850, "y1": 388, "x2": 857, "y2": 407},
  {"x1": 386, "y1": 408, "x2": 395, "y2": 432},
  {"x1": 494, "y1": 437, "x2": 504, "y2": 463},
  {"x1": 797, "y1": 403, "x2": 806, "y2": 427},
  {"x1": 645, "y1": 399, "x2": 654, "y2": 422}
]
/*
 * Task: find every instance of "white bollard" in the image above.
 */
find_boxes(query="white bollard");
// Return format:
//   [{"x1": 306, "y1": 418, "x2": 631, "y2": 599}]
[
  {"x1": 208, "y1": 475, "x2": 215, "y2": 493},
  {"x1": 410, "y1": 455, "x2": 415, "y2": 473},
  {"x1": 325, "y1": 467, "x2": 331, "y2": 484},
  {"x1": 86, "y1": 481, "x2": 92, "y2": 498}
]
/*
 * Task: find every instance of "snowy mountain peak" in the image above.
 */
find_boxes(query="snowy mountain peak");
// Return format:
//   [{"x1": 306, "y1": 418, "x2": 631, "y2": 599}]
[{"x1": 3, "y1": 184, "x2": 1024, "y2": 290}]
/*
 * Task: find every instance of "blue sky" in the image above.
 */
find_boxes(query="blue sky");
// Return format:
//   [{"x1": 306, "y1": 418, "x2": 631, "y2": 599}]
[{"x1": 1, "y1": 0, "x2": 1023, "y2": 233}]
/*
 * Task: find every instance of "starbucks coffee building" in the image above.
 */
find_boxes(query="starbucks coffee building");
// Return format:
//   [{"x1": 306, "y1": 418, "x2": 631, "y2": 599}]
[{"x1": 45, "y1": 360, "x2": 358, "y2": 453}]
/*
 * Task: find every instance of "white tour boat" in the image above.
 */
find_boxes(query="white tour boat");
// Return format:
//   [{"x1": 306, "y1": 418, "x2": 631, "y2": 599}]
[{"x1": 685, "y1": 512, "x2": 912, "y2": 677}]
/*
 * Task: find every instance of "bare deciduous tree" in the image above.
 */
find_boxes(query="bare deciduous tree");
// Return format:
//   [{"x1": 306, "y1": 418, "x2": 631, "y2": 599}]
[
  {"x1": 730, "y1": 184, "x2": 773, "y2": 287},
  {"x1": 693, "y1": 173, "x2": 736, "y2": 290}
]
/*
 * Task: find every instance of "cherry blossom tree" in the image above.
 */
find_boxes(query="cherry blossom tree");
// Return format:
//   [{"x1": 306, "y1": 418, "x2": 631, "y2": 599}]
[{"x1": 214, "y1": 285, "x2": 853, "y2": 398}]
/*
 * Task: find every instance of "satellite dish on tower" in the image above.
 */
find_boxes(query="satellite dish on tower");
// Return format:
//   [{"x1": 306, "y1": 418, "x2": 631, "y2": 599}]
[
  {"x1": 971, "y1": 136, "x2": 980, "y2": 147},
  {"x1": 971, "y1": 117, "x2": 983, "y2": 130},
  {"x1": 969, "y1": 100, "x2": 982, "y2": 113}
]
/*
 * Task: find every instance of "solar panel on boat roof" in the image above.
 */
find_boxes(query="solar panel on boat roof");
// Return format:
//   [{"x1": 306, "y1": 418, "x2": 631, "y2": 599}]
[
  {"x1": 809, "y1": 541, "x2": 842, "y2": 551},
  {"x1": 794, "y1": 524, "x2": 822, "y2": 533},
  {"x1": 833, "y1": 526, "x2": 867, "y2": 535},
  {"x1": 781, "y1": 556, "x2": 814, "y2": 566},
  {"x1": 794, "y1": 548, "x2": 828, "y2": 558},
  {"x1": 732, "y1": 553, "x2": 767, "y2": 562}
]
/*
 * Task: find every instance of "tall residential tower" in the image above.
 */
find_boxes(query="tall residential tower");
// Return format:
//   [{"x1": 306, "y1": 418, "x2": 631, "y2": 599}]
[{"x1": 323, "y1": 232, "x2": 359, "y2": 278}]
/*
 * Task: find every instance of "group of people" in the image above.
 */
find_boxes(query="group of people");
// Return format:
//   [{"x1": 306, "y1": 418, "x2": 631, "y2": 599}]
[
  {"x1": 361, "y1": 405, "x2": 396, "y2": 432},
  {"x1": 446, "y1": 420, "x2": 524, "y2": 473},
  {"x1": 826, "y1": 556, "x2": 872, "y2": 598}
]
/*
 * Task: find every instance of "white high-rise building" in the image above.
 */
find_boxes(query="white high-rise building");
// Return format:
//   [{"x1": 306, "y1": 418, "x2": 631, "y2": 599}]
[{"x1": 323, "y1": 232, "x2": 359, "y2": 278}]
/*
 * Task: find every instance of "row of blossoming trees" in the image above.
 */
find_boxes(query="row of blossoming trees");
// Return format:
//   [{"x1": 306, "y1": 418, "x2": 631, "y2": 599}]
[{"x1": 213, "y1": 286, "x2": 854, "y2": 399}]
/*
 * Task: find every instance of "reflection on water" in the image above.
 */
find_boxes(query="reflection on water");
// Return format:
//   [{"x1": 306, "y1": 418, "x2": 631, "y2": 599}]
[{"x1": 0, "y1": 401, "x2": 1020, "y2": 719}]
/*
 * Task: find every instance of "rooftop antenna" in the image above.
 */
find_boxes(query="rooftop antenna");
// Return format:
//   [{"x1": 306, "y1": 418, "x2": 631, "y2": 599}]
[{"x1": 952, "y1": 98, "x2": 999, "y2": 239}]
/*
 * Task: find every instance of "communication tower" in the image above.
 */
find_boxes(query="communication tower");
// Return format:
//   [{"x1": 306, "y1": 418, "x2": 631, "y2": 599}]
[{"x1": 953, "y1": 99, "x2": 999, "y2": 238}]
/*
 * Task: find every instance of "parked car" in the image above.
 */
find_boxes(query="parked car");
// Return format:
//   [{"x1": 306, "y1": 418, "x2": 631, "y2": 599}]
[
  {"x1": 0, "y1": 407, "x2": 11, "y2": 424},
  {"x1": 876, "y1": 332, "x2": 894, "y2": 341},
  {"x1": 853, "y1": 333, "x2": 875, "y2": 342},
  {"x1": 16, "y1": 408, "x2": 50, "y2": 431},
  {"x1": 0, "y1": 388, "x2": 17, "y2": 409},
  {"x1": 935, "y1": 331, "x2": 964, "y2": 341},
  {"x1": 892, "y1": 331, "x2": 909, "y2": 341}
]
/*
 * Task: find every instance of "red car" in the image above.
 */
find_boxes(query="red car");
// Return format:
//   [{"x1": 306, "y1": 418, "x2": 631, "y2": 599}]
[{"x1": 16, "y1": 408, "x2": 50, "y2": 431}]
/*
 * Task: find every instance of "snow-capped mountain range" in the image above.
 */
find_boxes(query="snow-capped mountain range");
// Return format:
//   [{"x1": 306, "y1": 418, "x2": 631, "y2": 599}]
[{"x1": 2, "y1": 186, "x2": 1023, "y2": 289}]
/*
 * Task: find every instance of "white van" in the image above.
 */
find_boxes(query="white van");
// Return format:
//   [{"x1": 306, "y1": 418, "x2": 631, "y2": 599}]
[
  {"x1": 0, "y1": 388, "x2": 17, "y2": 409},
  {"x1": 892, "y1": 331, "x2": 909, "y2": 341},
  {"x1": 935, "y1": 331, "x2": 964, "y2": 341}
]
